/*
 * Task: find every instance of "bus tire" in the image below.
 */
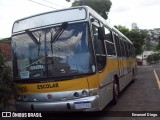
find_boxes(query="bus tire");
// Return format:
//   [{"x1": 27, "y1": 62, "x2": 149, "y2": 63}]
[{"x1": 112, "y1": 80, "x2": 119, "y2": 105}]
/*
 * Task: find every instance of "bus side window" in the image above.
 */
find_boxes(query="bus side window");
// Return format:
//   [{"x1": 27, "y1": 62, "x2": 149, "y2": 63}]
[
  {"x1": 92, "y1": 25, "x2": 106, "y2": 71},
  {"x1": 104, "y1": 27, "x2": 113, "y2": 43},
  {"x1": 114, "y1": 34, "x2": 120, "y2": 57},
  {"x1": 105, "y1": 41, "x2": 116, "y2": 56},
  {"x1": 117, "y1": 36, "x2": 123, "y2": 57},
  {"x1": 93, "y1": 25, "x2": 105, "y2": 54},
  {"x1": 124, "y1": 41, "x2": 129, "y2": 57},
  {"x1": 104, "y1": 28, "x2": 116, "y2": 56},
  {"x1": 120, "y1": 39, "x2": 126, "y2": 57}
]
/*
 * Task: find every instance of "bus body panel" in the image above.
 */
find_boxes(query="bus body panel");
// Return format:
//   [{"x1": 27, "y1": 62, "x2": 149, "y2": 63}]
[
  {"x1": 16, "y1": 74, "x2": 102, "y2": 111},
  {"x1": 17, "y1": 77, "x2": 90, "y2": 95},
  {"x1": 16, "y1": 95, "x2": 100, "y2": 111}
]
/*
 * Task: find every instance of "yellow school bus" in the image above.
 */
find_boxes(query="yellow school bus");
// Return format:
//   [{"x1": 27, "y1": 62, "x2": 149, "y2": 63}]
[{"x1": 11, "y1": 6, "x2": 137, "y2": 111}]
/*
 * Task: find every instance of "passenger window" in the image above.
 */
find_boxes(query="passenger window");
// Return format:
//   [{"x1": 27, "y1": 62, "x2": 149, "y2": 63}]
[
  {"x1": 92, "y1": 25, "x2": 106, "y2": 72},
  {"x1": 120, "y1": 39, "x2": 126, "y2": 57},
  {"x1": 93, "y1": 26, "x2": 105, "y2": 55},
  {"x1": 104, "y1": 27, "x2": 116, "y2": 56},
  {"x1": 105, "y1": 41, "x2": 116, "y2": 56},
  {"x1": 104, "y1": 27, "x2": 113, "y2": 42}
]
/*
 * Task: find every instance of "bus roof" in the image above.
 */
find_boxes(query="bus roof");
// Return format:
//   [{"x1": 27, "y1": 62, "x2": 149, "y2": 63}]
[{"x1": 12, "y1": 5, "x2": 133, "y2": 44}]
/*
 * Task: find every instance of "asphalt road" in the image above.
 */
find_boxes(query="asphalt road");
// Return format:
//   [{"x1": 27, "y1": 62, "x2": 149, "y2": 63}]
[
  {"x1": 1, "y1": 64, "x2": 160, "y2": 120},
  {"x1": 100, "y1": 64, "x2": 160, "y2": 120},
  {"x1": 105, "y1": 65, "x2": 160, "y2": 111}
]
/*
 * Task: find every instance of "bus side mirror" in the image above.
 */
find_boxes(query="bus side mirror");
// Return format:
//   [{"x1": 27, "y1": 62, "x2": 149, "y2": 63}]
[{"x1": 98, "y1": 27, "x2": 105, "y2": 41}]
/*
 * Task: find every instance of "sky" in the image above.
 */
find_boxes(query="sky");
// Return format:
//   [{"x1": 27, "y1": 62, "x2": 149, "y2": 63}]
[{"x1": 0, "y1": 0, "x2": 160, "y2": 38}]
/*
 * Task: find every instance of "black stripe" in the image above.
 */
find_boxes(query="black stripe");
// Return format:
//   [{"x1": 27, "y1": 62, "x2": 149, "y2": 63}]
[
  {"x1": 99, "y1": 70, "x2": 132, "y2": 89},
  {"x1": 99, "y1": 81, "x2": 113, "y2": 89},
  {"x1": 119, "y1": 71, "x2": 131, "y2": 79}
]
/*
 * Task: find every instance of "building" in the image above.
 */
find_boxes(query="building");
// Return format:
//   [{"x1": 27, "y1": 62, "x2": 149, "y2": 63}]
[
  {"x1": 148, "y1": 28, "x2": 160, "y2": 42},
  {"x1": 131, "y1": 22, "x2": 139, "y2": 30}
]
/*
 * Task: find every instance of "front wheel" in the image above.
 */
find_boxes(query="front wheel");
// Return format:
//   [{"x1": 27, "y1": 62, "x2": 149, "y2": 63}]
[{"x1": 112, "y1": 82, "x2": 119, "y2": 105}]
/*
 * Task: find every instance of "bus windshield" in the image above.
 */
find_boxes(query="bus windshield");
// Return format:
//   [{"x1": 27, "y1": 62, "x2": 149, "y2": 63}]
[{"x1": 12, "y1": 22, "x2": 95, "y2": 80}]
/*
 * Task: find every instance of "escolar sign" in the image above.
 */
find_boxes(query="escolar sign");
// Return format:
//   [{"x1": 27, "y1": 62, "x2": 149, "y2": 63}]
[{"x1": 37, "y1": 83, "x2": 59, "y2": 89}]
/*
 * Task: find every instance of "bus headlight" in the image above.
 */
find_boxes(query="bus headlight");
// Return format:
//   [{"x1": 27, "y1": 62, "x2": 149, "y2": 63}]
[
  {"x1": 90, "y1": 89, "x2": 99, "y2": 96},
  {"x1": 23, "y1": 95, "x2": 28, "y2": 101},
  {"x1": 82, "y1": 90, "x2": 88, "y2": 97},
  {"x1": 17, "y1": 95, "x2": 22, "y2": 101},
  {"x1": 73, "y1": 92, "x2": 79, "y2": 98}
]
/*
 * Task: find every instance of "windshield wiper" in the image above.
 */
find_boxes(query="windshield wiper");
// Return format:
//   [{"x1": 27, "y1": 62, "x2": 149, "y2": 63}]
[
  {"x1": 25, "y1": 30, "x2": 41, "y2": 45},
  {"x1": 50, "y1": 22, "x2": 68, "y2": 44}
]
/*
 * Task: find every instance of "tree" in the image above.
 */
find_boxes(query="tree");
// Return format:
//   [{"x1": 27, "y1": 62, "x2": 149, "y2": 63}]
[
  {"x1": 115, "y1": 25, "x2": 147, "y2": 55},
  {"x1": 0, "y1": 38, "x2": 11, "y2": 44},
  {"x1": 156, "y1": 36, "x2": 160, "y2": 50},
  {"x1": 144, "y1": 34, "x2": 152, "y2": 51},
  {"x1": 0, "y1": 49, "x2": 13, "y2": 110},
  {"x1": 128, "y1": 30, "x2": 146, "y2": 55},
  {"x1": 146, "y1": 52, "x2": 160, "y2": 64},
  {"x1": 72, "y1": 0, "x2": 112, "y2": 19},
  {"x1": 114, "y1": 25, "x2": 129, "y2": 36}
]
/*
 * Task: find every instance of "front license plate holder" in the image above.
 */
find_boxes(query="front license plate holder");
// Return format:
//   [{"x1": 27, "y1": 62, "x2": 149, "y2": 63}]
[{"x1": 74, "y1": 101, "x2": 91, "y2": 109}]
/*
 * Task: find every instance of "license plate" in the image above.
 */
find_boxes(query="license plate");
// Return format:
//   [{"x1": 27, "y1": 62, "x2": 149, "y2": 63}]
[{"x1": 74, "y1": 102, "x2": 91, "y2": 109}]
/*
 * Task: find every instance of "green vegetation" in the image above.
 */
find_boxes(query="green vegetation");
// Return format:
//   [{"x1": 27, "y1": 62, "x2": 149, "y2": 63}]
[
  {"x1": 0, "y1": 38, "x2": 11, "y2": 44},
  {"x1": 146, "y1": 52, "x2": 160, "y2": 64},
  {"x1": 0, "y1": 50, "x2": 14, "y2": 111},
  {"x1": 155, "y1": 36, "x2": 160, "y2": 51},
  {"x1": 72, "y1": 0, "x2": 112, "y2": 19}
]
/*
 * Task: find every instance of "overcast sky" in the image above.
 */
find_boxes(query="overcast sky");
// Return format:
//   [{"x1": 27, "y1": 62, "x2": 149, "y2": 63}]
[{"x1": 0, "y1": 0, "x2": 160, "y2": 38}]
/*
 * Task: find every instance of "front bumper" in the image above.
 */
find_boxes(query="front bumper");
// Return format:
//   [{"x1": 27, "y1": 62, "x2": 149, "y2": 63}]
[{"x1": 16, "y1": 95, "x2": 100, "y2": 111}]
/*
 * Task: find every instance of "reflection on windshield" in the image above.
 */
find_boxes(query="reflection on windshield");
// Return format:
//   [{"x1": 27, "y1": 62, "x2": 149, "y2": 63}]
[{"x1": 12, "y1": 22, "x2": 94, "y2": 80}]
